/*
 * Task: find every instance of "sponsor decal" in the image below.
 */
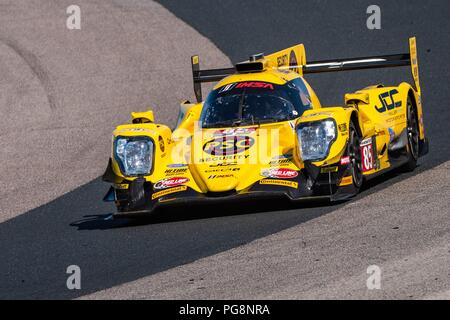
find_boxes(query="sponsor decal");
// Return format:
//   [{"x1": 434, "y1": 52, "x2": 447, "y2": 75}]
[
  {"x1": 376, "y1": 89, "x2": 401, "y2": 113},
  {"x1": 360, "y1": 138, "x2": 374, "y2": 172},
  {"x1": 114, "y1": 128, "x2": 155, "y2": 135},
  {"x1": 270, "y1": 158, "x2": 292, "y2": 166},
  {"x1": 152, "y1": 186, "x2": 187, "y2": 200},
  {"x1": 269, "y1": 154, "x2": 293, "y2": 166},
  {"x1": 235, "y1": 82, "x2": 274, "y2": 90},
  {"x1": 208, "y1": 174, "x2": 234, "y2": 179},
  {"x1": 213, "y1": 127, "x2": 256, "y2": 136},
  {"x1": 277, "y1": 54, "x2": 288, "y2": 67},
  {"x1": 199, "y1": 154, "x2": 250, "y2": 163},
  {"x1": 164, "y1": 168, "x2": 188, "y2": 176},
  {"x1": 167, "y1": 163, "x2": 188, "y2": 168},
  {"x1": 301, "y1": 112, "x2": 333, "y2": 119},
  {"x1": 261, "y1": 168, "x2": 298, "y2": 179},
  {"x1": 154, "y1": 177, "x2": 189, "y2": 190},
  {"x1": 219, "y1": 83, "x2": 237, "y2": 93},
  {"x1": 260, "y1": 179, "x2": 298, "y2": 189},
  {"x1": 338, "y1": 176, "x2": 353, "y2": 186},
  {"x1": 219, "y1": 82, "x2": 275, "y2": 93},
  {"x1": 117, "y1": 128, "x2": 147, "y2": 132},
  {"x1": 321, "y1": 166, "x2": 338, "y2": 173},
  {"x1": 209, "y1": 162, "x2": 237, "y2": 167},
  {"x1": 113, "y1": 183, "x2": 128, "y2": 190},
  {"x1": 158, "y1": 136, "x2": 165, "y2": 152},
  {"x1": 338, "y1": 123, "x2": 348, "y2": 132},
  {"x1": 203, "y1": 136, "x2": 255, "y2": 156},
  {"x1": 386, "y1": 114, "x2": 403, "y2": 123},
  {"x1": 340, "y1": 156, "x2": 351, "y2": 165},
  {"x1": 289, "y1": 50, "x2": 299, "y2": 73},
  {"x1": 205, "y1": 167, "x2": 240, "y2": 173}
]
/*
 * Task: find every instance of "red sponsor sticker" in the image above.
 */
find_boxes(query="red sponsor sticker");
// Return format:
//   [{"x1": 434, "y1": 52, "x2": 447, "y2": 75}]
[
  {"x1": 154, "y1": 177, "x2": 189, "y2": 190},
  {"x1": 340, "y1": 156, "x2": 351, "y2": 165},
  {"x1": 360, "y1": 138, "x2": 374, "y2": 172},
  {"x1": 262, "y1": 168, "x2": 298, "y2": 179}
]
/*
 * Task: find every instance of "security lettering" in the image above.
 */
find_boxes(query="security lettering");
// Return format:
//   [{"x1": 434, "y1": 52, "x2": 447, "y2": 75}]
[{"x1": 199, "y1": 154, "x2": 250, "y2": 163}]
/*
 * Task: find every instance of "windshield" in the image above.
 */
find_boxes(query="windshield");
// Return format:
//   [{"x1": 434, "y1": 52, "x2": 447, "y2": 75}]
[{"x1": 200, "y1": 79, "x2": 312, "y2": 128}]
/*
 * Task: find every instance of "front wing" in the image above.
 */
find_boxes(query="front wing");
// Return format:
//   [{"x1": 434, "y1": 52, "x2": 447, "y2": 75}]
[{"x1": 103, "y1": 159, "x2": 358, "y2": 216}]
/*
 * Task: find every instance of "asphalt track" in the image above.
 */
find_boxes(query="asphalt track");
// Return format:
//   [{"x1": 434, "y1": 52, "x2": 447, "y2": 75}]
[{"x1": 1, "y1": 0, "x2": 449, "y2": 299}]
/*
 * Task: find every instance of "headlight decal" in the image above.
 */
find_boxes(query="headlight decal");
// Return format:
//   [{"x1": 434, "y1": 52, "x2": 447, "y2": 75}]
[
  {"x1": 296, "y1": 119, "x2": 337, "y2": 161},
  {"x1": 114, "y1": 136, "x2": 154, "y2": 176}
]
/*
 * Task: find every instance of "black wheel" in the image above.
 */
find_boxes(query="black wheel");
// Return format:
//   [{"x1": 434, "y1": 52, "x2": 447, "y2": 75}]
[
  {"x1": 348, "y1": 122, "x2": 363, "y2": 190},
  {"x1": 403, "y1": 98, "x2": 419, "y2": 171}
]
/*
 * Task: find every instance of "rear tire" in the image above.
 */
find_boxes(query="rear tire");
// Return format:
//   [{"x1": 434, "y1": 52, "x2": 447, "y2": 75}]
[
  {"x1": 403, "y1": 98, "x2": 419, "y2": 172},
  {"x1": 348, "y1": 122, "x2": 363, "y2": 190}
]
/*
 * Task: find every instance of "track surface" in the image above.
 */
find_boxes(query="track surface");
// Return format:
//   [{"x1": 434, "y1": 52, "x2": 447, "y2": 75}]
[
  {"x1": 1, "y1": 0, "x2": 449, "y2": 299},
  {"x1": 0, "y1": 0, "x2": 228, "y2": 223}
]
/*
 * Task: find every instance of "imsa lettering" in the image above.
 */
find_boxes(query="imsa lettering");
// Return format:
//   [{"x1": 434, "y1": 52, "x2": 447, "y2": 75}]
[{"x1": 235, "y1": 82, "x2": 274, "y2": 90}]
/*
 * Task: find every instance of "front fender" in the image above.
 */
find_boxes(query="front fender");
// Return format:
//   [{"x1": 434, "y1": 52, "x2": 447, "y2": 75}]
[
  {"x1": 295, "y1": 107, "x2": 359, "y2": 167},
  {"x1": 111, "y1": 122, "x2": 173, "y2": 181}
]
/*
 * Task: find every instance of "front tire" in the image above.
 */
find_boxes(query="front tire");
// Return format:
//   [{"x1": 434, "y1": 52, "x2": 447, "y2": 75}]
[{"x1": 348, "y1": 122, "x2": 363, "y2": 190}]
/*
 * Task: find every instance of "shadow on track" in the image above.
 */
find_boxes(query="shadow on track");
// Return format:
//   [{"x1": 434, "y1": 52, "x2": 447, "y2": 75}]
[{"x1": 70, "y1": 197, "x2": 336, "y2": 231}]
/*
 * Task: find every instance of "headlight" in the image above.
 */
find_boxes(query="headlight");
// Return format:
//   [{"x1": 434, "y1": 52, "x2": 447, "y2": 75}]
[
  {"x1": 114, "y1": 136, "x2": 154, "y2": 176},
  {"x1": 297, "y1": 119, "x2": 336, "y2": 161}
]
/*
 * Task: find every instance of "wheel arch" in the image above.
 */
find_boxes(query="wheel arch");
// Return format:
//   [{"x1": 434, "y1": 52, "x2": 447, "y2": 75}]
[
  {"x1": 407, "y1": 88, "x2": 420, "y2": 128},
  {"x1": 406, "y1": 87, "x2": 428, "y2": 156},
  {"x1": 350, "y1": 110, "x2": 362, "y2": 138}
]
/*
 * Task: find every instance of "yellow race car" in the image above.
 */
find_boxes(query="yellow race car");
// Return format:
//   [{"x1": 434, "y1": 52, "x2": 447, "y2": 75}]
[{"x1": 103, "y1": 37, "x2": 428, "y2": 217}]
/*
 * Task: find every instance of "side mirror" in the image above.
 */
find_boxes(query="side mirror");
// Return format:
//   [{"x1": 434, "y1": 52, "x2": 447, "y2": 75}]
[
  {"x1": 175, "y1": 100, "x2": 195, "y2": 129},
  {"x1": 131, "y1": 110, "x2": 154, "y2": 123}
]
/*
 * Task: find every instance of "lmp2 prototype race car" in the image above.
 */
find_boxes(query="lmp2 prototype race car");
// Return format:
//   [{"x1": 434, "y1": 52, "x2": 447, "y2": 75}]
[{"x1": 102, "y1": 37, "x2": 428, "y2": 217}]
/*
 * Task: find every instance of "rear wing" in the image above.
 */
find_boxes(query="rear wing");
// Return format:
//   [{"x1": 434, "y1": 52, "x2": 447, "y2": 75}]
[{"x1": 191, "y1": 37, "x2": 420, "y2": 102}]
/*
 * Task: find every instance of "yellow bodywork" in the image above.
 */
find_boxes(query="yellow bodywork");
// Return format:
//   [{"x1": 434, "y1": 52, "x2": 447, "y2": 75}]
[{"x1": 106, "y1": 37, "x2": 426, "y2": 207}]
